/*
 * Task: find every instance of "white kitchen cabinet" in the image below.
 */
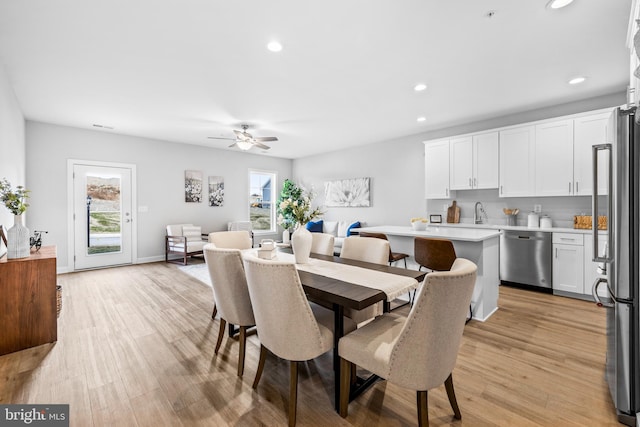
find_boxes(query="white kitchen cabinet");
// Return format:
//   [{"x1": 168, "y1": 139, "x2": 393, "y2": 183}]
[
  {"x1": 583, "y1": 233, "x2": 608, "y2": 298},
  {"x1": 473, "y1": 131, "x2": 499, "y2": 189},
  {"x1": 499, "y1": 125, "x2": 535, "y2": 197},
  {"x1": 552, "y1": 233, "x2": 584, "y2": 294},
  {"x1": 449, "y1": 132, "x2": 498, "y2": 190},
  {"x1": 573, "y1": 112, "x2": 610, "y2": 196},
  {"x1": 535, "y1": 119, "x2": 574, "y2": 196},
  {"x1": 449, "y1": 136, "x2": 473, "y2": 190},
  {"x1": 424, "y1": 140, "x2": 450, "y2": 199}
]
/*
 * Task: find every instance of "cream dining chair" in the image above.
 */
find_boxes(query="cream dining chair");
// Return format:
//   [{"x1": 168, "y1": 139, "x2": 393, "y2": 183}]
[
  {"x1": 203, "y1": 244, "x2": 255, "y2": 377},
  {"x1": 310, "y1": 232, "x2": 335, "y2": 256},
  {"x1": 243, "y1": 255, "x2": 356, "y2": 426},
  {"x1": 339, "y1": 236, "x2": 390, "y2": 324},
  {"x1": 338, "y1": 258, "x2": 477, "y2": 426},
  {"x1": 208, "y1": 230, "x2": 253, "y2": 249}
]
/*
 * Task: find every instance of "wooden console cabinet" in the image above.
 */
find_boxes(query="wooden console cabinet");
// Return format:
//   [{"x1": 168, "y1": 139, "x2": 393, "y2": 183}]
[{"x1": 0, "y1": 245, "x2": 57, "y2": 355}]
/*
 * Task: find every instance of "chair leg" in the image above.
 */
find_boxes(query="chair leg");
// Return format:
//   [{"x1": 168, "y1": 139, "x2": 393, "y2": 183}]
[
  {"x1": 252, "y1": 344, "x2": 267, "y2": 389},
  {"x1": 403, "y1": 257, "x2": 407, "y2": 268},
  {"x1": 211, "y1": 304, "x2": 217, "y2": 320},
  {"x1": 444, "y1": 373, "x2": 462, "y2": 420},
  {"x1": 183, "y1": 250, "x2": 187, "y2": 265},
  {"x1": 237, "y1": 326, "x2": 247, "y2": 377},
  {"x1": 417, "y1": 390, "x2": 429, "y2": 427},
  {"x1": 339, "y1": 358, "x2": 351, "y2": 418},
  {"x1": 289, "y1": 361, "x2": 298, "y2": 427},
  {"x1": 214, "y1": 318, "x2": 226, "y2": 354}
]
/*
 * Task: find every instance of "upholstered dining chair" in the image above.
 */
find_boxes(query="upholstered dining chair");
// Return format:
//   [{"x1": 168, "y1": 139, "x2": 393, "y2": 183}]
[
  {"x1": 203, "y1": 244, "x2": 255, "y2": 377},
  {"x1": 338, "y1": 258, "x2": 477, "y2": 427},
  {"x1": 243, "y1": 255, "x2": 356, "y2": 427},
  {"x1": 208, "y1": 230, "x2": 253, "y2": 249},
  {"x1": 339, "y1": 236, "x2": 390, "y2": 324},
  {"x1": 359, "y1": 232, "x2": 409, "y2": 268},
  {"x1": 310, "y1": 232, "x2": 335, "y2": 256},
  {"x1": 414, "y1": 237, "x2": 471, "y2": 322}
]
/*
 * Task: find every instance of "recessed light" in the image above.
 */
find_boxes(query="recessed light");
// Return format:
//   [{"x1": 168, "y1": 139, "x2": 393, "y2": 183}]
[
  {"x1": 414, "y1": 83, "x2": 427, "y2": 92},
  {"x1": 568, "y1": 76, "x2": 586, "y2": 85},
  {"x1": 267, "y1": 41, "x2": 283, "y2": 52},
  {"x1": 547, "y1": 0, "x2": 574, "y2": 9},
  {"x1": 417, "y1": 117, "x2": 426, "y2": 122}
]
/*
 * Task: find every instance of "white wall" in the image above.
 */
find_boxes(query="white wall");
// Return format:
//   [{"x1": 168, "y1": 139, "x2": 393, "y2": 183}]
[
  {"x1": 292, "y1": 92, "x2": 625, "y2": 228},
  {"x1": 26, "y1": 122, "x2": 292, "y2": 270},
  {"x1": 0, "y1": 64, "x2": 26, "y2": 228}
]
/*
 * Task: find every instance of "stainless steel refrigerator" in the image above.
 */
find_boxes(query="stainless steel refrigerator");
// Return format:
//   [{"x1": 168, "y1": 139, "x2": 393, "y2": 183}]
[{"x1": 592, "y1": 105, "x2": 640, "y2": 425}]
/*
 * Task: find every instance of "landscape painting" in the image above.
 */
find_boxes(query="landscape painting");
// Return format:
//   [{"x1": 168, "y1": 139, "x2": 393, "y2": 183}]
[
  {"x1": 324, "y1": 177, "x2": 370, "y2": 207},
  {"x1": 185, "y1": 170, "x2": 203, "y2": 203},
  {"x1": 208, "y1": 176, "x2": 224, "y2": 207}
]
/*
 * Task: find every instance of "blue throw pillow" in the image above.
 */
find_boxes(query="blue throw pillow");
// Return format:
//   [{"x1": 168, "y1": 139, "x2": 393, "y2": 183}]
[
  {"x1": 306, "y1": 220, "x2": 323, "y2": 233},
  {"x1": 346, "y1": 221, "x2": 361, "y2": 236}
]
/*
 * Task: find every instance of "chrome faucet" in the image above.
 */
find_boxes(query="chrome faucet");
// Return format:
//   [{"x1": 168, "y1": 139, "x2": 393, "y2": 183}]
[{"x1": 474, "y1": 202, "x2": 488, "y2": 224}]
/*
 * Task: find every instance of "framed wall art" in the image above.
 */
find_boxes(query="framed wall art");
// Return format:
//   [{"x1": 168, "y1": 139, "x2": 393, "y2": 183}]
[
  {"x1": 185, "y1": 170, "x2": 203, "y2": 203},
  {"x1": 208, "y1": 176, "x2": 224, "y2": 207},
  {"x1": 324, "y1": 177, "x2": 370, "y2": 207}
]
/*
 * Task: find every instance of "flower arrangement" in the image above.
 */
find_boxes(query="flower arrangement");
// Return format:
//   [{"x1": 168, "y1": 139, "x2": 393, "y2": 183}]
[
  {"x1": 276, "y1": 179, "x2": 323, "y2": 229},
  {"x1": 0, "y1": 178, "x2": 30, "y2": 215}
]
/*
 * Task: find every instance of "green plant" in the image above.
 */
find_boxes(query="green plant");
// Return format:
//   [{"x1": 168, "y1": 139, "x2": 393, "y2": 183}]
[
  {"x1": 0, "y1": 178, "x2": 30, "y2": 215},
  {"x1": 276, "y1": 179, "x2": 322, "y2": 229}
]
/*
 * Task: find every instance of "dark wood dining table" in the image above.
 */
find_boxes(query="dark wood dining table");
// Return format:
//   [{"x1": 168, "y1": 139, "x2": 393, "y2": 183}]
[{"x1": 279, "y1": 249, "x2": 427, "y2": 411}]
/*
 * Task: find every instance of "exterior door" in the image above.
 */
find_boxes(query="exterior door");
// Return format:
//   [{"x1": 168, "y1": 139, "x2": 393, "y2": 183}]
[{"x1": 73, "y1": 163, "x2": 133, "y2": 269}]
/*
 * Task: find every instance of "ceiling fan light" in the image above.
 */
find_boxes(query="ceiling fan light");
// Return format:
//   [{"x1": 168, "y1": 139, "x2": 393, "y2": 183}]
[
  {"x1": 547, "y1": 0, "x2": 574, "y2": 9},
  {"x1": 236, "y1": 140, "x2": 253, "y2": 150}
]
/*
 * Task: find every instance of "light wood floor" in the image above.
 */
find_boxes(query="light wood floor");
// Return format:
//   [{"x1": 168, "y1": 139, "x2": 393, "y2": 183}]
[{"x1": 0, "y1": 261, "x2": 620, "y2": 426}]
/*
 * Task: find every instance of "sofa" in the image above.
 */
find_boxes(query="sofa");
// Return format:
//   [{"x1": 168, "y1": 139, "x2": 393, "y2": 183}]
[{"x1": 306, "y1": 220, "x2": 363, "y2": 255}]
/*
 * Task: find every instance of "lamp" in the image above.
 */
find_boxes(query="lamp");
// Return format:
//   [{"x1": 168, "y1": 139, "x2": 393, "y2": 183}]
[{"x1": 236, "y1": 140, "x2": 253, "y2": 151}]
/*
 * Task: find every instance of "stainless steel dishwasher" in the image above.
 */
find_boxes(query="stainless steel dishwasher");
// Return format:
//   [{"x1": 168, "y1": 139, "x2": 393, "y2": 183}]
[{"x1": 500, "y1": 230, "x2": 552, "y2": 290}]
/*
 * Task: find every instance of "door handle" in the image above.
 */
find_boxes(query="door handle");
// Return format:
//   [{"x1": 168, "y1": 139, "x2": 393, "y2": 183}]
[
  {"x1": 592, "y1": 143, "x2": 613, "y2": 262},
  {"x1": 125, "y1": 219, "x2": 131, "y2": 223}
]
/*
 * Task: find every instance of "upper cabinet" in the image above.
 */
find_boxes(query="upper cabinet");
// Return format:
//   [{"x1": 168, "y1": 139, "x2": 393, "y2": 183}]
[
  {"x1": 535, "y1": 119, "x2": 574, "y2": 196},
  {"x1": 424, "y1": 139, "x2": 450, "y2": 199},
  {"x1": 449, "y1": 132, "x2": 498, "y2": 190},
  {"x1": 573, "y1": 113, "x2": 610, "y2": 196},
  {"x1": 499, "y1": 125, "x2": 535, "y2": 197}
]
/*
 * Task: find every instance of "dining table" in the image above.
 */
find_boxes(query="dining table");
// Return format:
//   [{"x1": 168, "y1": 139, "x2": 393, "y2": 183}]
[{"x1": 273, "y1": 248, "x2": 427, "y2": 411}]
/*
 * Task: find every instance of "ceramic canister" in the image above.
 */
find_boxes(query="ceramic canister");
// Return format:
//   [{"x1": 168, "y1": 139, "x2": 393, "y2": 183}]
[{"x1": 527, "y1": 212, "x2": 540, "y2": 228}]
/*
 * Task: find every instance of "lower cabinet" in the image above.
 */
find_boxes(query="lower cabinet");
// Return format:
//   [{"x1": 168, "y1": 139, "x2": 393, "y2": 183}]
[{"x1": 552, "y1": 236, "x2": 584, "y2": 294}]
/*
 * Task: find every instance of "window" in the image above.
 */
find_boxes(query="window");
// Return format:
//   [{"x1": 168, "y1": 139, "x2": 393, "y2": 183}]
[{"x1": 249, "y1": 170, "x2": 276, "y2": 232}]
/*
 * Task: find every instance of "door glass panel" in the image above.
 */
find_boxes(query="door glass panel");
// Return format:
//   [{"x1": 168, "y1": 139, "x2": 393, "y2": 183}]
[{"x1": 86, "y1": 174, "x2": 122, "y2": 255}]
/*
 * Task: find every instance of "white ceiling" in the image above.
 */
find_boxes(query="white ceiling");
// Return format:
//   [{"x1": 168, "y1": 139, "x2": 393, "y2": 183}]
[{"x1": 0, "y1": 1, "x2": 632, "y2": 159}]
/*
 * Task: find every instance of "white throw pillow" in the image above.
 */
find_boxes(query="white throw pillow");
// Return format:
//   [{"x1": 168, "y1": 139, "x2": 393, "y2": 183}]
[
  {"x1": 182, "y1": 225, "x2": 203, "y2": 242},
  {"x1": 323, "y1": 221, "x2": 338, "y2": 236}
]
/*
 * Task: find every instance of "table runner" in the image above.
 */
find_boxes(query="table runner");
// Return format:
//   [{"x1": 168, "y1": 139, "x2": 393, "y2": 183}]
[{"x1": 244, "y1": 250, "x2": 419, "y2": 301}]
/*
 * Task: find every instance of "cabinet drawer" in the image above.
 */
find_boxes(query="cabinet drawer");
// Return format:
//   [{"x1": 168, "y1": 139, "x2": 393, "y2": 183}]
[{"x1": 553, "y1": 233, "x2": 584, "y2": 245}]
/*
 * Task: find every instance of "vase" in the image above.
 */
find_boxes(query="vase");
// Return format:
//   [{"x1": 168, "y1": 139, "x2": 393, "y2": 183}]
[
  {"x1": 282, "y1": 229, "x2": 290, "y2": 244},
  {"x1": 291, "y1": 225, "x2": 312, "y2": 264},
  {"x1": 7, "y1": 214, "x2": 30, "y2": 259}
]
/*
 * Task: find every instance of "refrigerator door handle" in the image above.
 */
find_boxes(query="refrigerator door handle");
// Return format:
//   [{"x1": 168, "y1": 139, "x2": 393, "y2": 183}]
[{"x1": 592, "y1": 143, "x2": 613, "y2": 263}]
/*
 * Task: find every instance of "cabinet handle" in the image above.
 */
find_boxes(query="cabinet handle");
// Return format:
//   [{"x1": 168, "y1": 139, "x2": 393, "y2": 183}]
[
  {"x1": 473, "y1": 177, "x2": 477, "y2": 188},
  {"x1": 468, "y1": 178, "x2": 472, "y2": 187},
  {"x1": 555, "y1": 248, "x2": 558, "y2": 258},
  {"x1": 500, "y1": 185, "x2": 503, "y2": 195},
  {"x1": 446, "y1": 188, "x2": 449, "y2": 197},
  {"x1": 576, "y1": 182, "x2": 579, "y2": 193}
]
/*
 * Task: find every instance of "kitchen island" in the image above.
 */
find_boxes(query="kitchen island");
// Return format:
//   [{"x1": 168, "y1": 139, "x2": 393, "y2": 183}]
[{"x1": 356, "y1": 225, "x2": 501, "y2": 321}]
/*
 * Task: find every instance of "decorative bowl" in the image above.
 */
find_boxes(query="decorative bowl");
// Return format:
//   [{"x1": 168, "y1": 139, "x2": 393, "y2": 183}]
[{"x1": 411, "y1": 221, "x2": 427, "y2": 231}]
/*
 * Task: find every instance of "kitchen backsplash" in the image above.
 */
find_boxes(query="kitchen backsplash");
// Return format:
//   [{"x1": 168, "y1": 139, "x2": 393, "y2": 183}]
[{"x1": 427, "y1": 189, "x2": 593, "y2": 229}]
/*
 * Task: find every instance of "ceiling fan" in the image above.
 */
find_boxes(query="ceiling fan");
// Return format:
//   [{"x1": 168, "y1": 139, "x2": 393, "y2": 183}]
[{"x1": 208, "y1": 124, "x2": 278, "y2": 151}]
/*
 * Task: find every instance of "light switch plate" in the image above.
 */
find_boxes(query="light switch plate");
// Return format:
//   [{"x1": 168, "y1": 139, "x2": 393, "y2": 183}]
[{"x1": 533, "y1": 204, "x2": 542, "y2": 213}]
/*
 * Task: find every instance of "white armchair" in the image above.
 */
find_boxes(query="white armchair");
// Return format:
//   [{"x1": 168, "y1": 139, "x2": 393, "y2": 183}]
[{"x1": 165, "y1": 224, "x2": 207, "y2": 265}]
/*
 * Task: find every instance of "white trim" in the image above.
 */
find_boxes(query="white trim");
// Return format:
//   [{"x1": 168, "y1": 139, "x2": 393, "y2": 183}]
[{"x1": 67, "y1": 159, "x2": 138, "y2": 272}]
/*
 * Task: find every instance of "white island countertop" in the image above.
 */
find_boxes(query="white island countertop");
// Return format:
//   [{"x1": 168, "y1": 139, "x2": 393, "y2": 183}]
[{"x1": 355, "y1": 225, "x2": 501, "y2": 242}]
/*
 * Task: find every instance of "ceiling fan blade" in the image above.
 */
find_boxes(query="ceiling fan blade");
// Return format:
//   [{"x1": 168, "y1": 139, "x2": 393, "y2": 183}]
[
  {"x1": 253, "y1": 136, "x2": 278, "y2": 142},
  {"x1": 233, "y1": 129, "x2": 249, "y2": 140},
  {"x1": 253, "y1": 142, "x2": 271, "y2": 150},
  {"x1": 228, "y1": 142, "x2": 238, "y2": 148},
  {"x1": 207, "y1": 136, "x2": 235, "y2": 140}
]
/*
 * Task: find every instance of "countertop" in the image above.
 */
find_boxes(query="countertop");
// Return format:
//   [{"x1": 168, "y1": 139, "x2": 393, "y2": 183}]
[
  {"x1": 356, "y1": 225, "x2": 501, "y2": 242},
  {"x1": 422, "y1": 222, "x2": 606, "y2": 234}
]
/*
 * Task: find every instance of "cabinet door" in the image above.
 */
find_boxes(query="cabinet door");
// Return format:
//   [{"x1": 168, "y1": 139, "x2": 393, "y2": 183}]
[
  {"x1": 535, "y1": 119, "x2": 574, "y2": 196},
  {"x1": 573, "y1": 113, "x2": 610, "y2": 196},
  {"x1": 499, "y1": 125, "x2": 535, "y2": 197},
  {"x1": 583, "y1": 234, "x2": 608, "y2": 297},
  {"x1": 473, "y1": 131, "x2": 499, "y2": 189},
  {"x1": 552, "y1": 243, "x2": 584, "y2": 294},
  {"x1": 425, "y1": 140, "x2": 450, "y2": 199},
  {"x1": 449, "y1": 136, "x2": 473, "y2": 190}
]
